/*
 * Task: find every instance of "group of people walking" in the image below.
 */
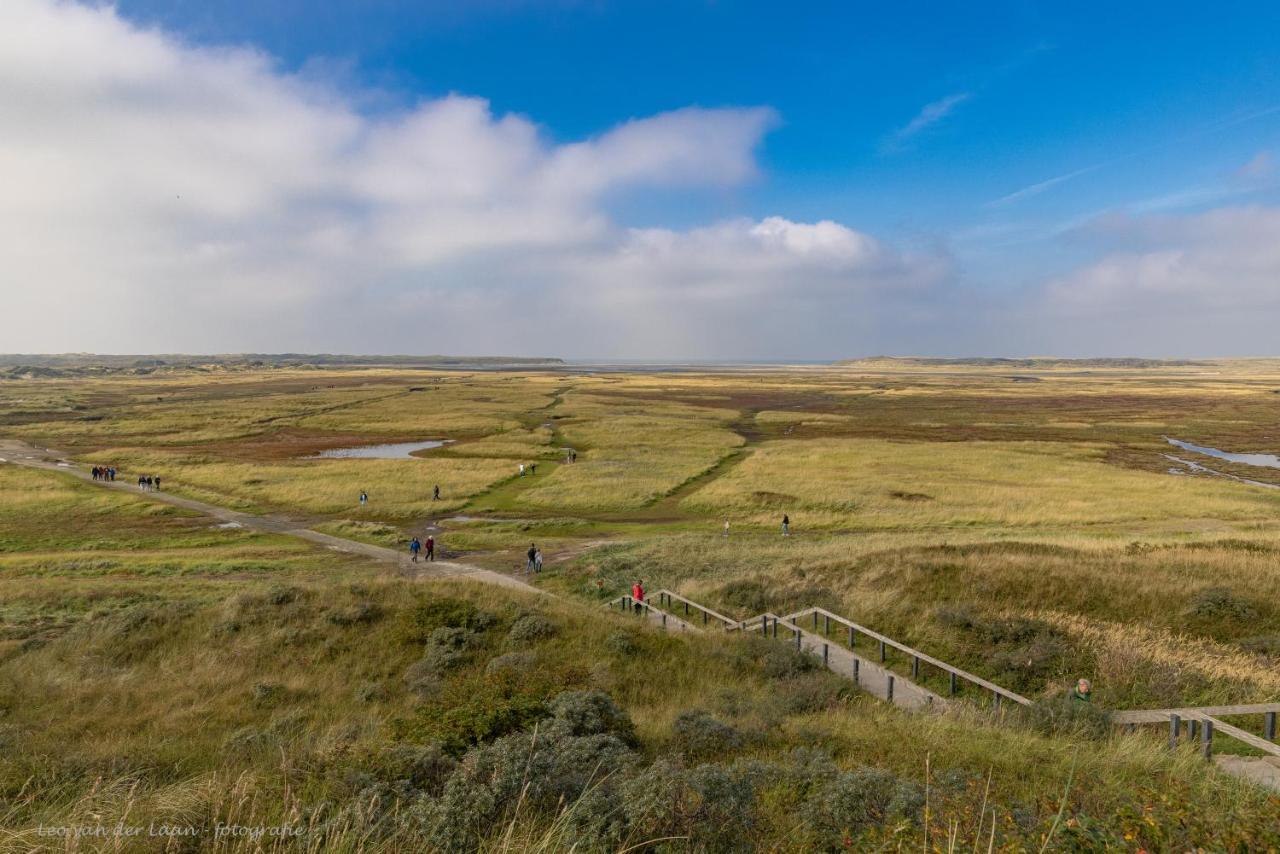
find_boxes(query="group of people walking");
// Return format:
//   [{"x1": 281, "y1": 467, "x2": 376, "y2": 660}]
[
  {"x1": 408, "y1": 536, "x2": 435, "y2": 562},
  {"x1": 137, "y1": 474, "x2": 161, "y2": 491},
  {"x1": 91, "y1": 465, "x2": 117, "y2": 481}
]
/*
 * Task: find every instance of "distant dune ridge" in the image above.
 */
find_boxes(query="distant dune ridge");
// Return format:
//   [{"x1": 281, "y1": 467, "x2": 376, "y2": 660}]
[{"x1": 836, "y1": 356, "x2": 1216, "y2": 368}]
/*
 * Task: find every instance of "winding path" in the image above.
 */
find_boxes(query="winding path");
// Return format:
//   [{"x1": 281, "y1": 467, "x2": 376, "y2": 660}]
[{"x1": 0, "y1": 440, "x2": 539, "y2": 594}]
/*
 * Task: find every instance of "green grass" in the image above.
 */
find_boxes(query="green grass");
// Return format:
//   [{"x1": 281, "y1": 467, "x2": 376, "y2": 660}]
[{"x1": 4, "y1": 363, "x2": 1280, "y2": 848}]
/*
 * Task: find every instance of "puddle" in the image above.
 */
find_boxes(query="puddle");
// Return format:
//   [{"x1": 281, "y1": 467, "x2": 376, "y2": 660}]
[
  {"x1": 1165, "y1": 438, "x2": 1280, "y2": 469},
  {"x1": 1163, "y1": 454, "x2": 1280, "y2": 490},
  {"x1": 214, "y1": 521, "x2": 243, "y2": 529},
  {"x1": 312, "y1": 440, "x2": 452, "y2": 459}
]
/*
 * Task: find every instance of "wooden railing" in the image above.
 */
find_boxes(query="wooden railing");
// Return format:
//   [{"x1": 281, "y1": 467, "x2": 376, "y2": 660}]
[
  {"x1": 779, "y1": 605, "x2": 1032, "y2": 709},
  {"x1": 1112, "y1": 704, "x2": 1280, "y2": 760},
  {"x1": 652, "y1": 589, "x2": 738, "y2": 629},
  {"x1": 603, "y1": 595, "x2": 698, "y2": 632}
]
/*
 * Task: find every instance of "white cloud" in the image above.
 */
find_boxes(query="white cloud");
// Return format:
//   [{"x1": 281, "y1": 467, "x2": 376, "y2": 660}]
[
  {"x1": 1044, "y1": 207, "x2": 1280, "y2": 318},
  {"x1": 0, "y1": 0, "x2": 942, "y2": 358}
]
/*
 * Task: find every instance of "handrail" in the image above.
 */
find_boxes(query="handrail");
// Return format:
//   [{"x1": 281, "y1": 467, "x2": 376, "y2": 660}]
[
  {"x1": 1112, "y1": 703, "x2": 1280, "y2": 724},
  {"x1": 652, "y1": 589, "x2": 738, "y2": 628},
  {"x1": 783, "y1": 605, "x2": 1032, "y2": 706},
  {"x1": 602, "y1": 596, "x2": 698, "y2": 632}
]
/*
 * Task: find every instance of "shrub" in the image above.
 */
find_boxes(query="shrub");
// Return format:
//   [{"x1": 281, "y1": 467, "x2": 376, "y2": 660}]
[
  {"x1": 507, "y1": 614, "x2": 556, "y2": 644},
  {"x1": 778, "y1": 671, "x2": 852, "y2": 714},
  {"x1": 416, "y1": 716, "x2": 635, "y2": 849},
  {"x1": 1240, "y1": 635, "x2": 1280, "y2": 658},
  {"x1": 989, "y1": 633, "x2": 1070, "y2": 682},
  {"x1": 397, "y1": 597, "x2": 496, "y2": 644},
  {"x1": 1188, "y1": 587, "x2": 1257, "y2": 621},
  {"x1": 760, "y1": 643, "x2": 821, "y2": 679},
  {"x1": 485, "y1": 650, "x2": 536, "y2": 675},
  {"x1": 266, "y1": 585, "x2": 301, "y2": 606},
  {"x1": 803, "y1": 766, "x2": 924, "y2": 842},
  {"x1": 548, "y1": 689, "x2": 636, "y2": 743},
  {"x1": 604, "y1": 630, "x2": 638, "y2": 656},
  {"x1": 672, "y1": 710, "x2": 742, "y2": 759},
  {"x1": 1023, "y1": 694, "x2": 1113, "y2": 740},
  {"x1": 621, "y1": 759, "x2": 757, "y2": 852}
]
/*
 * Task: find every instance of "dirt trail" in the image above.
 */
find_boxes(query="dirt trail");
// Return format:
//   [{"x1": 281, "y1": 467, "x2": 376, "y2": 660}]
[{"x1": 0, "y1": 439, "x2": 540, "y2": 595}]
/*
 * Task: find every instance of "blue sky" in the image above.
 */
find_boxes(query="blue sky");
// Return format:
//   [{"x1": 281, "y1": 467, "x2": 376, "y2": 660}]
[
  {"x1": 114, "y1": 0, "x2": 1280, "y2": 241},
  {"x1": 4, "y1": 0, "x2": 1280, "y2": 356}
]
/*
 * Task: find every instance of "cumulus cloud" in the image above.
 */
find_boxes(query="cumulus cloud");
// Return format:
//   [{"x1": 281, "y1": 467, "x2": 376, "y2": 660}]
[{"x1": 4, "y1": 0, "x2": 946, "y2": 357}]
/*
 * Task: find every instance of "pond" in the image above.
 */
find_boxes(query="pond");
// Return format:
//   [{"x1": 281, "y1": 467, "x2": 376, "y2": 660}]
[
  {"x1": 312, "y1": 440, "x2": 451, "y2": 460},
  {"x1": 1165, "y1": 438, "x2": 1280, "y2": 469}
]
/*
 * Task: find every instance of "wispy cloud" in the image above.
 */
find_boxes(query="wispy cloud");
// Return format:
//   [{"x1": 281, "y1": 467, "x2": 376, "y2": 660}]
[
  {"x1": 884, "y1": 92, "x2": 971, "y2": 150},
  {"x1": 986, "y1": 165, "x2": 1101, "y2": 208}
]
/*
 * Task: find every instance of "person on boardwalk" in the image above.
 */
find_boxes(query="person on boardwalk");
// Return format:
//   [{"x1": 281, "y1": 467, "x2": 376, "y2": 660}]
[
  {"x1": 433, "y1": 484, "x2": 440, "y2": 501},
  {"x1": 359, "y1": 490, "x2": 368, "y2": 508},
  {"x1": 526, "y1": 543, "x2": 537, "y2": 573},
  {"x1": 1072, "y1": 678, "x2": 1092, "y2": 703},
  {"x1": 782, "y1": 514, "x2": 790, "y2": 536},
  {"x1": 632, "y1": 579, "x2": 645, "y2": 615},
  {"x1": 409, "y1": 537, "x2": 421, "y2": 562},
  {"x1": 425, "y1": 535, "x2": 435, "y2": 562}
]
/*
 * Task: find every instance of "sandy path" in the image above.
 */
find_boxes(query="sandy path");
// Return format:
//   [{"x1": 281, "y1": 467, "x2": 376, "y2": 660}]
[{"x1": 0, "y1": 439, "x2": 540, "y2": 595}]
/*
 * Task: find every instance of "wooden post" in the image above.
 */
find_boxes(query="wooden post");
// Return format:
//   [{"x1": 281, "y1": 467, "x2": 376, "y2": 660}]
[
  {"x1": 1168, "y1": 714, "x2": 1181, "y2": 749},
  {"x1": 794, "y1": 627, "x2": 802, "y2": 649},
  {"x1": 949, "y1": 671, "x2": 957, "y2": 696},
  {"x1": 1201, "y1": 719, "x2": 1214, "y2": 759},
  {"x1": 853, "y1": 659, "x2": 860, "y2": 684},
  {"x1": 848, "y1": 626, "x2": 855, "y2": 647},
  {"x1": 887, "y1": 675, "x2": 895, "y2": 702},
  {"x1": 912, "y1": 656, "x2": 920, "y2": 679},
  {"x1": 622, "y1": 596, "x2": 629, "y2": 611},
  {"x1": 824, "y1": 614, "x2": 830, "y2": 635},
  {"x1": 823, "y1": 642, "x2": 829, "y2": 665},
  {"x1": 702, "y1": 609, "x2": 707, "y2": 625},
  {"x1": 760, "y1": 618, "x2": 766, "y2": 636},
  {"x1": 1265, "y1": 712, "x2": 1277, "y2": 742},
  {"x1": 1188, "y1": 719, "x2": 1199, "y2": 742},
  {"x1": 661, "y1": 612, "x2": 667, "y2": 627},
  {"x1": 879, "y1": 640, "x2": 886, "y2": 662},
  {"x1": 684, "y1": 601, "x2": 689, "y2": 616},
  {"x1": 993, "y1": 692, "x2": 1001, "y2": 712},
  {"x1": 813, "y1": 611, "x2": 818, "y2": 629},
  {"x1": 772, "y1": 618, "x2": 778, "y2": 639}
]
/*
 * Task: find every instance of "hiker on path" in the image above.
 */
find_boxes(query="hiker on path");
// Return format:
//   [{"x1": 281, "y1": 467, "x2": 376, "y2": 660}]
[
  {"x1": 425, "y1": 535, "x2": 435, "y2": 562},
  {"x1": 526, "y1": 543, "x2": 537, "y2": 573},
  {"x1": 534, "y1": 548, "x2": 543, "y2": 573},
  {"x1": 433, "y1": 484, "x2": 440, "y2": 501},
  {"x1": 632, "y1": 580, "x2": 645, "y2": 615},
  {"x1": 153, "y1": 476, "x2": 161, "y2": 491},
  {"x1": 1072, "y1": 678, "x2": 1092, "y2": 703},
  {"x1": 782, "y1": 514, "x2": 790, "y2": 536},
  {"x1": 409, "y1": 537, "x2": 421, "y2": 562},
  {"x1": 519, "y1": 464, "x2": 526, "y2": 477},
  {"x1": 723, "y1": 519, "x2": 730, "y2": 537},
  {"x1": 359, "y1": 490, "x2": 368, "y2": 508},
  {"x1": 530, "y1": 463, "x2": 537, "y2": 476}
]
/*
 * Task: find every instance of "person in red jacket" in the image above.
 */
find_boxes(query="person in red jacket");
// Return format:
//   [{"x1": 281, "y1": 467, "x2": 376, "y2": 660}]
[
  {"x1": 425, "y1": 535, "x2": 435, "y2": 562},
  {"x1": 631, "y1": 580, "x2": 645, "y2": 615}
]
